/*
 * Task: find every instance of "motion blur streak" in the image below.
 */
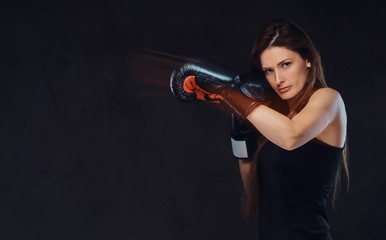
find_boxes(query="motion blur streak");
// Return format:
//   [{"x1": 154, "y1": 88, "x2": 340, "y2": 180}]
[{"x1": 128, "y1": 49, "x2": 200, "y2": 98}]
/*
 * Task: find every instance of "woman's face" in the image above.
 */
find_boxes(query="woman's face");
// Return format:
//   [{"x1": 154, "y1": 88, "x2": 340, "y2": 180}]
[{"x1": 260, "y1": 46, "x2": 311, "y2": 100}]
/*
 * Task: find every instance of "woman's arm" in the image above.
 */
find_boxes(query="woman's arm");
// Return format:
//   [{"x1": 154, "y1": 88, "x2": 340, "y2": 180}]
[{"x1": 247, "y1": 88, "x2": 344, "y2": 150}]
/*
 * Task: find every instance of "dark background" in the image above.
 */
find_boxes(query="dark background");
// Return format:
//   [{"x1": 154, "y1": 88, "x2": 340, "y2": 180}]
[{"x1": 1, "y1": 0, "x2": 385, "y2": 239}]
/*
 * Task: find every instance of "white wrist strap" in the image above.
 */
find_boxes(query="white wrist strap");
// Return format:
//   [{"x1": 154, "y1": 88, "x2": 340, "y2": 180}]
[{"x1": 231, "y1": 138, "x2": 248, "y2": 159}]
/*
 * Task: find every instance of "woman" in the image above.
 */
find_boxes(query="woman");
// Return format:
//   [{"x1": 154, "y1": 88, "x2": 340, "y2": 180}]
[
  {"x1": 237, "y1": 19, "x2": 349, "y2": 239},
  {"x1": 169, "y1": 18, "x2": 349, "y2": 240}
]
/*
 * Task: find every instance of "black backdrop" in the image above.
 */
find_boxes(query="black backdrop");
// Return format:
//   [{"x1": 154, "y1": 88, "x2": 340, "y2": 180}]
[{"x1": 1, "y1": 1, "x2": 385, "y2": 239}]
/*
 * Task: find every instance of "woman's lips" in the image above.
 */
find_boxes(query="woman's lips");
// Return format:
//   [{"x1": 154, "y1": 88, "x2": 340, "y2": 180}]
[{"x1": 278, "y1": 86, "x2": 291, "y2": 93}]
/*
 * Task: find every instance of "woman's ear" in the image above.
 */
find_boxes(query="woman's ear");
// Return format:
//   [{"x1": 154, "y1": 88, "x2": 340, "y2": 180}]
[{"x1": 306, "y1": 60, "x2": 311, "y2": 68}]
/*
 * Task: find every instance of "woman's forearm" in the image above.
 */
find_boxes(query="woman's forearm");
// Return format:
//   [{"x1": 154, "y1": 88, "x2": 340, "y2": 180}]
[{"x1": 247, "y1": 105, "x2": 299, "y2": 150}]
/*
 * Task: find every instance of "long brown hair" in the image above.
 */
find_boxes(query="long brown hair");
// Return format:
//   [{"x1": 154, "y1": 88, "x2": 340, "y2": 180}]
[{"x1": 242, "y1": 19, "x2": 349, "y2": 219}]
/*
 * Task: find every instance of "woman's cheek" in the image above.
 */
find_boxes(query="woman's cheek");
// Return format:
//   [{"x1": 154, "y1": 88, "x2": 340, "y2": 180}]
[{"x1": 265, "y1": 76, "x2": 275, "y2": 89}]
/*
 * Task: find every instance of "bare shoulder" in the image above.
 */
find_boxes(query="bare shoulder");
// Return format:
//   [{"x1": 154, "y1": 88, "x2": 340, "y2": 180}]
[
  {"x1": 310, "y1": 87, "x2": 347, "y2": 122},
  {"x1": 302, "y1": 88, "x2": 346, "y2": 122},
  {"x1": 308, "y1": 87, "x2": 343, "y2": 107},
  {"x1": 310, "y1": 89, "x2": 347, "y2": 147},
  {"x1": 311, "y1": 87, "x2": 341, "y2": 100}
]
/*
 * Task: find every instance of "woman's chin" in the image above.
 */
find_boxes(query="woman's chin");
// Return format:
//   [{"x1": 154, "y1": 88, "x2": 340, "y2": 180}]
[
  {"x1": 276, "y1": 89, "x2": 299, "y2": 101},
  {"x1": 277, "y1": 93, "x2": 292, "y2": 101}
]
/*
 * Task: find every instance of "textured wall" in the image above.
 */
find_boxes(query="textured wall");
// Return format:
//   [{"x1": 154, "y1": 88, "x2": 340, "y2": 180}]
[{"x1": 1, "y1": 1, "x2": 385, "y2": 239}]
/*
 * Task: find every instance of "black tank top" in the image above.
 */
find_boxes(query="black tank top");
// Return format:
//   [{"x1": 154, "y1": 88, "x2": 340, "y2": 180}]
[{"x1": 258, "y1": 139, "x2": 343, "y2": 240}]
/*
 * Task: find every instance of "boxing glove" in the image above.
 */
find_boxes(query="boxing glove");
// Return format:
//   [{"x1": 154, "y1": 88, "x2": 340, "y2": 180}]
[
  {"x1": 230, "y1": 113, "x2": 259, "y2": 160},
  {"x1": 170, "y1": 61, "x2": 273, "y2": 119}
]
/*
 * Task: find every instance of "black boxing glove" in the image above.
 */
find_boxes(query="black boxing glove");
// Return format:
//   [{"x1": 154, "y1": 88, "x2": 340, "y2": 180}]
[
  {"x1": 230, "y1": 113, "x2": 259, "y2": 160},
  {"x1": 170, "y1": 61, "x2": 273, "y2": 119}
]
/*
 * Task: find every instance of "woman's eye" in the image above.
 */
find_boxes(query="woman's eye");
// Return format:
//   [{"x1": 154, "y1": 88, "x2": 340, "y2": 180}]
[
  {"x1": 264, "y1": 69, "x2": 272, "y2": 74},
  {"x1": 282, "y1": 62, "x2": 291, "y2": 68}
]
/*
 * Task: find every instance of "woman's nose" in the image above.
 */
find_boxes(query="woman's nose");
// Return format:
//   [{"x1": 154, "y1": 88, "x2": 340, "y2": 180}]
[{"x1": 275, "y1": 71, "x2": 284, "y2": 85}]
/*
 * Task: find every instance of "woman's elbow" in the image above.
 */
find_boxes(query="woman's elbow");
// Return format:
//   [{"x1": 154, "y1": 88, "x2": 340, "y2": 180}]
[
  {"x1": 281, "y1": 131, "x2": 303, "y2": 151},
  {"x1": 281, "y1": 141, "x2": 297, "y2": 151}
]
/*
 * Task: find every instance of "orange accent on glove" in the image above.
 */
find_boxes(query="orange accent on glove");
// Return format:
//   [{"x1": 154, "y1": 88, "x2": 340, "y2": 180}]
[
  {"x1": 263, "y1": 100, "x2": 271, "y2": 107},
  {"x1": 183, "y1": 76, "x2": 224, "y2": 102}
]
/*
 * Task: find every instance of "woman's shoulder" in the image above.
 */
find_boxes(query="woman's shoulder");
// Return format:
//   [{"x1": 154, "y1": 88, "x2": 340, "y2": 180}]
[
  {"x1": 308, "y1": 88, "x2": 346, "y2": 120},
  {"x1": 310, "y1": 87, "x2": 343, "y2": 103},
  {"x1": 312, "y1": 87, "x2": 340, "y2": 96},
  {"x1": 310, "y1": 89, "x2": 347, "y2": 148}
]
